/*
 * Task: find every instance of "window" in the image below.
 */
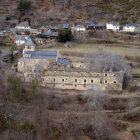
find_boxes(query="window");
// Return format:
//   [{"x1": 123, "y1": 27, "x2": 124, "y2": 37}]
[
  {"x1": 54, "y1": 78, "x2": 56, "y2": 82},
  {"x1": 97, "y1": 73, "x2": 100, "y2": 76},
  {"x1": 104, "y1": 73, "x2": 108, "y2": 77},
  {"x1": 28, "y1": 46, "x2": 29, "y2": 49},
  {"x1": 42, "y1": 78, "x2": 44, "y2": 81},
  {"x1": 66, "y1": 78, "x2": 68, "y2": 81},
  {"x1": 75, "y1": 84, "x2": 77, "y2": 87},
  {"x1": 114, "y1": 80, "x2": 116, "y2": 84},
  {"x1": 84, "y1": 79, "x2": 86, "y2": 83},
  {"x1": 63, "y1": 71, "x2": 65, "y2": 75},
  {"x1": 114, "y1": 74, "x2": 117, "y2": 77},
  {"x1": 104, "y1": 80, "x2": 108, "y2": 84},
  {"x1": 62, "y1": 79, "x2": 64, "y2": 82},
  {"x1": 91, "y1": 80, "x2": 93, "y2": 83},
  {"x1": 75, "y1": 79, "x2": 78, "y2": 83}
]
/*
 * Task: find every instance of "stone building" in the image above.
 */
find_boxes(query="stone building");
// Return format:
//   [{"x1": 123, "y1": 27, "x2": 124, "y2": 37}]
[
  {"x1": 41, "y1": 66, "x2": 124, "y2": 91},
  {"x1": 18, "y1": 38, "x2": 124, "y2": 91}
]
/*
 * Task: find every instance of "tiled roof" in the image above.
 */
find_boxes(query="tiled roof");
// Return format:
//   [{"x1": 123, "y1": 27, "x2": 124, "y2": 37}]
[
  {"x1": 62, "y1": 21, "x2": 69, "y2": 24},
  {"x1": 63, "y1": 24, "x2": 69, "y2": 29},
  {"x1": 29, "y1": 29, "x2": 40, "y2": 33},
  {"x1": 15, "y1": 35, "x2": 28, "y2": 40},
  {"x1": 30, "y1": 54, "x2": 57, "y2": 59},
  {"x1": 51, "y1": 58, "x2": 70, "y2": 66},
  {"x1": 24, "y1": 51, "x2": 58, "y2": 55},
  {"x1": 17, "y1": 22, "x2": 29, "y2": 27},
  {"x1": 84, "y1": 20, "x2": 92, "y2": 24},
  {"x1": 42, "y1": 31, "x2": 52, "y2": 36},
  {"x1": 76, "y1": 25, "x2": 85, "y2": 28},
  {"x1": 58, "y1": 58, "x2": 70, "y2": 66},
  {"x1": 25, "y1": 38, "x2": 35, "y2": 46},
  {"x1": 34, "y1": 38, "x2": 43, "y2": 41},
  {"x1": 96, "y1": 23, "x2": 106, "y2": 27},
  {"x1": 88, "y1": 22, "x2": 95, "y2": 27},
  {"x1": 123, "y1": 23, "x2": 136, "y2": 27},
  {"x1": 39, "y1": 26, "x2": 46, "y2": 30},
  {"x1": 50, "y1": 32, "x2": 58, "y2": 37}
]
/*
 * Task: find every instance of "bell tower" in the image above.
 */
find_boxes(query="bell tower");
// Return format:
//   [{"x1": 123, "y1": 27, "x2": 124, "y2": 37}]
[{"x1": 24, "y1": 38, "x2": 35, "y2": 51}]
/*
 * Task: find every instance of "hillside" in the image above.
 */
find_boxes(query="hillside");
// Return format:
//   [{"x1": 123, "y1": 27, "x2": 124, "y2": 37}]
[{"x1": 0, "y1": 0, "x2": 140, "y2": 26}]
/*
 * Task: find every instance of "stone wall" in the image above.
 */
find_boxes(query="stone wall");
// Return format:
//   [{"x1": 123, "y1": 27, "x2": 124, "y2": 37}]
[{"x1": 40, "y1": 69, "x2": 123, "y2": 91}]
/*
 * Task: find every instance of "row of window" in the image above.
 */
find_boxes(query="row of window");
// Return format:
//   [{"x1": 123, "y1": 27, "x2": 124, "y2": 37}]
[
  {"x1": 47, "y1": 71, "x2": 117, "y2": 77},
  {"x1": 27, "y1": 46, "x2": 32, "y2": 49},
  {"x1": 43, "y1": 78, "x2": 117, "y2": 84}
]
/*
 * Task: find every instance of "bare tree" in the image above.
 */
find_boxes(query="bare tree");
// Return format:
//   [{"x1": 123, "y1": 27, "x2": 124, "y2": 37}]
[
  {"x1": 84, "y1": 49, "x2": 132, "y2": 79},
  {"x1": 132, "y1": 46, "x2": 139, "y2": 61},
  {"x1": 82, "y1": 89, "x2": 110, "y2": 111},
  {"x1": 127, "y1": 98, "x2": 136, "y2": 112},
  {"x1": 93, "y1": 112, "x2": 115, "y2": 140}
]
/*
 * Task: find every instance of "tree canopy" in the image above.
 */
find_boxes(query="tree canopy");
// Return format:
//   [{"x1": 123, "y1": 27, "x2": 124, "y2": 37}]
[
  {"x1": 17, "y1": 0, "x2": 31, "y2": 13},
  {"x1": 58, "y1": 30, "x2": 73, "y2": 43}
]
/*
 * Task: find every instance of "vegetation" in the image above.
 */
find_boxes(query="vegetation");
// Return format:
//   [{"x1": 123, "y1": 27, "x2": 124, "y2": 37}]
[
  {"x1": 58, "y1": 30, "x2": 73, "y2": 43},
  {"x1": 24, "y1": 30, "x2": 30, "y2": 35},
  {"x1": 17, "y1": 0, "x2": 31, "y2": 14}
]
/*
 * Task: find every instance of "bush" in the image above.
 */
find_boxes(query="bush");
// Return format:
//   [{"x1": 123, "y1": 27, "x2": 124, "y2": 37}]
[
  {"x1": 2, "y1": 53, "x2": 13, "y2": 63},
  {"x1": 24, "y1": 30, "x2": 30, "y2": 35},
  {"x1": 19, "y1": 120, "x2": 35, "y2": 131},
  {"x1": 58, "y1": 30, "x2": 73, "y2": 43}
]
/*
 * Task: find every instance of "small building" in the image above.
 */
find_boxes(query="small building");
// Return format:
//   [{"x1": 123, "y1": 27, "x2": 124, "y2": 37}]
[
  {"x1": 42, "y1": 31, "x2": 52, "y2": 39},
  {"x1": 87, "y1": 22, "x2": 95, "y2": 30},
  {"x1": 83, "y1": 20, "x2": 92, "y2": 27},
  {"x1": 62, "y1": 24, "x2": 70, "y2": 31},
  {"x1": 106, "y1": 22, "x2": 120, "y2": 31},
  {"x1": 39, "y1": 26, "x2": 47, "y2": 33},
  {"x1": 34, "y1": 38, "x2": 44, "y2": 45},
  {"x1": 123, "y1": 23, "x2": 136, "y2": 32},
  {"x1": 76, "y1": 25, "x2": 86, "y2": 32},
  {"x1": 49, "y1": 32, "x2": 58, "y2": 39},
  {"x1": 15, "y1": 35, "x2": 28, "y2": 46},
  {"x1": 0, "y1": 31, "x2": 4, "y2": 36},
  {"x1": 51, "y1": 26, "x2": 62, "y2": 32},
  {"x1": 62, "y1": 21, "x2": 70, "y2": 26},
  {"x1": 95, "y1": 23, "x2": 106, "y2": 30},
  {"x1": 29, "y1": 29, "x2": 41, "y2": 37},
  {"x1": 15, "y1": 22, "x2": 30, "y2": 29},
  {"x1": 46, "y1": 26, "x2": 52, "y2": 32}
]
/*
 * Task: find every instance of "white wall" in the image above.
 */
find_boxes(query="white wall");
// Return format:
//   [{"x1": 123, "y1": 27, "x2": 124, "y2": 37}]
[
  {"x1": 106, "y1": 23, "x2": 119, "y2": 31},
  {"x1": 123, "y1": 26, "x2": 136, "y2": 32},
  {"x1": 15, "y1": 39, "x2": 26, "y2": 45},
  {"x1": 77, "y1": 28, "x2": 86, "y2": 31},
  {"x1": 16, "y1": 26, "x2": 30, "y2": 29}
]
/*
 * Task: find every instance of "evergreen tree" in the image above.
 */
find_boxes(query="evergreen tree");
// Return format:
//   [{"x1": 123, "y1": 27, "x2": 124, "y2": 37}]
[
  {"x1": 17, "y1": 0, "x2": 31, "y2": 14},
  {"x1": 58, "y1": 30, "x2": 73, "y2": 43}
]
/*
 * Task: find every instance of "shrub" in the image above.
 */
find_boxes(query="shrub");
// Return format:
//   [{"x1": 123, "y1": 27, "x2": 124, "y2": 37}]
[
  {"x1": 58, "y1": 30, "x2": 73, "y2": 43},
  {"x1": 19, "y1": 120, "x2": 35, "y2": 131}
]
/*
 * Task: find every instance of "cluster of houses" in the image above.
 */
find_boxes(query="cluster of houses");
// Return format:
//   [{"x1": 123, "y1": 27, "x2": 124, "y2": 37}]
[{"x1": 0, "y1": 20, "x2": 138, "y2": 46}]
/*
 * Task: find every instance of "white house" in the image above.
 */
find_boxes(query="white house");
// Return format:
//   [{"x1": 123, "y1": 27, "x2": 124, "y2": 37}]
[
  {"x1": 76, "y1": 25, "x2": 86, "y2": 32},
  {"x1": 15, "y1": 35, "x2": 29, "y2": 45},
  {"x1": 123, "y1": 23, "x2": 136, "y2": 32},
  {"x1": 15, "y1": 22, "x2": 30, "y2": 29},
  {"x1": 106, "y1": 22, "x2": 120, "y2": 31}
]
